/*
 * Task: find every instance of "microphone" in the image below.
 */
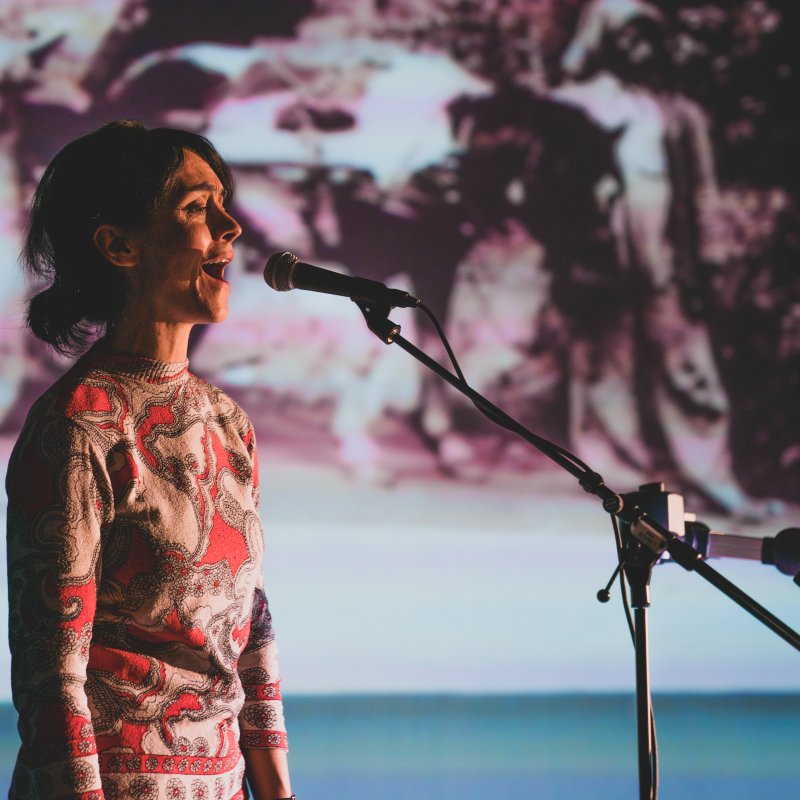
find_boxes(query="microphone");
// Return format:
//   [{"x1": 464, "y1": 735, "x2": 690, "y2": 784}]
[{"x1": 264, "y1": 252, "x2": 420, "y2": 309}]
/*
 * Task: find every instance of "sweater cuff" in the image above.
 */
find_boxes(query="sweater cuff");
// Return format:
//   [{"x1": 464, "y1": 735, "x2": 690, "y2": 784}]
[{"x1": 11, "y1": 751, "x2": 104, "y2": 799}]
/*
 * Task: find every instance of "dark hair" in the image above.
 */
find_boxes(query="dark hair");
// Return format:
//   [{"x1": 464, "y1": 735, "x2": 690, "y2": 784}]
[{"x1": 23, "y1": 121, "x2": 235, "y2": 354}]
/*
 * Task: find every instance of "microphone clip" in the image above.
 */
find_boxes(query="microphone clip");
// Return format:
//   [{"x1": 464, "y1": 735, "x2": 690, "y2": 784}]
[{"x1": 355, "y1": 300, "x2": 401, "y2": 344}]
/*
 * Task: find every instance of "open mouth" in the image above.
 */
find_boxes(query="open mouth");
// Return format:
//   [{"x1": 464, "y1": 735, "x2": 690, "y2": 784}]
[{"x1": 201, "y1": 260, "x2": 229, "y2": 282}]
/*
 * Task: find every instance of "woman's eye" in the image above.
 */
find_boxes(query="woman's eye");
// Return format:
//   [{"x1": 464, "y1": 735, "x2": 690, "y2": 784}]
[{"x1": 186, "y1": 203, "x2": 207, "y2": 216}]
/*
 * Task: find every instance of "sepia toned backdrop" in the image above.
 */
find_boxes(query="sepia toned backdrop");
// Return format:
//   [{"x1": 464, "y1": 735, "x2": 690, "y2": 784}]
[{"x1": 1, "y1": 2, "x2": 799, "y2": 796}]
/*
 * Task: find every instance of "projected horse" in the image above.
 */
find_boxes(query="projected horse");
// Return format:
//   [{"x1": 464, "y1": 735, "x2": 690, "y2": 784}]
[{"x1": 341, "y1": 86, "x2": 626, "y2": 480}]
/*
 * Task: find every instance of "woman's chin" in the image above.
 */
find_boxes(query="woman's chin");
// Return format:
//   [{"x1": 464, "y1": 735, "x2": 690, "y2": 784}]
[
  {"x1": 200, "y1": 303, "x2": 228, "y2": 324},
  {"x1": 197, "y1": 282, "x2": 230, "y2": 323}
]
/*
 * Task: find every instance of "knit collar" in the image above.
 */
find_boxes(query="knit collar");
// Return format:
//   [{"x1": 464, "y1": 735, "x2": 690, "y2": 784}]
[{"x1": 84, "y1": 340, "x2": 191, "y2": 385}]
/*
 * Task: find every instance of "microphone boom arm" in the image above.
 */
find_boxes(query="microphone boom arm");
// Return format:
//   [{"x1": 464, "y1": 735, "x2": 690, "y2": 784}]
[{"x1": 358, "y1": 302, "x2": 800, "y2": 652}]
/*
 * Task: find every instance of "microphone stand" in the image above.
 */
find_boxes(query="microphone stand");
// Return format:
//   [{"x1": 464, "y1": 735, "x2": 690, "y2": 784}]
[{"x1": 355, "y1": 299, "x2": 800, "y2": 800}]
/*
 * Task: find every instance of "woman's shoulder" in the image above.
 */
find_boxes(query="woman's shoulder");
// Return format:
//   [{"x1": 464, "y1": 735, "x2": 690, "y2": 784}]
[
  {"x1": 15, "y1": 352, "x2": 131, "y2": 452},
  {"x1": 8, "y1": 378, "x2": 112, "y2": 493},
  {"x1": 43, "y1": 357, "x2": 117, "y2": 413},
  {"x1": 189, "y1": 368, "x2": 250, "y2": 413},
  {"x1": 188, "y1": 373, "x2": 256, "y2": 442}
]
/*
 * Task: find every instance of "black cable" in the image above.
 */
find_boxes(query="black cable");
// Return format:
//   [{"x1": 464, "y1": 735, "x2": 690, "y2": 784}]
[
  {"x1": 418, "y1": 302, "x2": 467, "y2": 383},
  {"x1": 417, "y1": 301, "x2": 595, "y2": 476},
  {"x1": 611, "y1": 515, "x2": 635, "y2": 645},
  {"x1": 650, "y1": 696, "x2": 659, "y2": 799},
  {"x1": 418, "y1": 300, "x2": 658, "y2": 792}
]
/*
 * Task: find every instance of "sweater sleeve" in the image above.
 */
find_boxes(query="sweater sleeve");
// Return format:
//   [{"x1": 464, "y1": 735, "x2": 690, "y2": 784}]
[
  {"x1": 236, "y1": 430, "x2": 288, "y2": 751},
  {"x1": 6, "y1": 414, "x2": 113, "y2": 800}
]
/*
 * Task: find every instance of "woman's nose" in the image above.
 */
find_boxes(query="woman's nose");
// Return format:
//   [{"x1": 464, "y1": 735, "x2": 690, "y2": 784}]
[{"x1": 214, "y1": 203, "x2": 242, "y2": 242}]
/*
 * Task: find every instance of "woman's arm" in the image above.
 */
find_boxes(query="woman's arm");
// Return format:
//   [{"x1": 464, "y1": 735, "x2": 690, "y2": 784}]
[
  {"x1": 7, "y1": 415, "x2": 114, "y2": 799},
  {"x1": 243, "y1": 747, "x2": 293, "y2": 799},
  {"x1": 237, "y1": 428, "x2": 292, "y2": 799}
]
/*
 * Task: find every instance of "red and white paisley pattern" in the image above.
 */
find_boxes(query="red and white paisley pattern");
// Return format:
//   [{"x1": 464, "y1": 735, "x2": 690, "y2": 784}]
[{"x1": 7, "y1": 345, "x2": 286, "y2": 800}]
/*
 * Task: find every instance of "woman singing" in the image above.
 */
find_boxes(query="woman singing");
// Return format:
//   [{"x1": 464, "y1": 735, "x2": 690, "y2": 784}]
[{"x1": 6, "y1": 121, "x2": 294, "y2": 800}]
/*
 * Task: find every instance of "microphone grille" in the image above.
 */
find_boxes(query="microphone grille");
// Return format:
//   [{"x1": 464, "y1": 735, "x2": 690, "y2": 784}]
[{"x1": 264, "y1": 251, "x2": 299, "y2": 291}]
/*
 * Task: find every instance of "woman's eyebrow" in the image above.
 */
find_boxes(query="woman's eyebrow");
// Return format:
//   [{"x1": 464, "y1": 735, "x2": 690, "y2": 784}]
[
  {"x1": 167, "y1": 178, "x2": 228, "y2": 206},
  {"x1": 180, "y1": 181, "x2": 224, "y2": 196}
]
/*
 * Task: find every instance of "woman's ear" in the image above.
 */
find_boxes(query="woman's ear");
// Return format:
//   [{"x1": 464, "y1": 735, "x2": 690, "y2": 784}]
[{"x1": 93, "y1": 224, "x2": 138, "y2": 267}]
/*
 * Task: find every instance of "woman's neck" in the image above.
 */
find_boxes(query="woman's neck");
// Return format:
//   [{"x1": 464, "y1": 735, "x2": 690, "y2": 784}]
[{"x1": 106, "y1": 320, "x2": 193, "y2": 362}]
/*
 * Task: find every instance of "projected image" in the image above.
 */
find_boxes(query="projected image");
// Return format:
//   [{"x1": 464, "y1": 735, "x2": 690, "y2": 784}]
[
  {"x1": 2, "y1": 1, "x2": 800, "y2": 798},
  {"x1": 2, "y1": 0, "x2": 800, "y2": 703},
  {"x1": 1, "y1": 0, "x2": 798, "y2": 517}
]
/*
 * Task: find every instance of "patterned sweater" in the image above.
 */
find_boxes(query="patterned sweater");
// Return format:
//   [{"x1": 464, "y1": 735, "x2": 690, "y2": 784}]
[{"x1": 6, "y1": 345, "x2": 287, "y2": 800}]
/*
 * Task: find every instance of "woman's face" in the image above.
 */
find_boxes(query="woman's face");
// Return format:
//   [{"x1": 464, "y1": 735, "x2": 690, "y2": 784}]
[{"x1": 125, "y1": 149, "x2": 242, "y2": 327}]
